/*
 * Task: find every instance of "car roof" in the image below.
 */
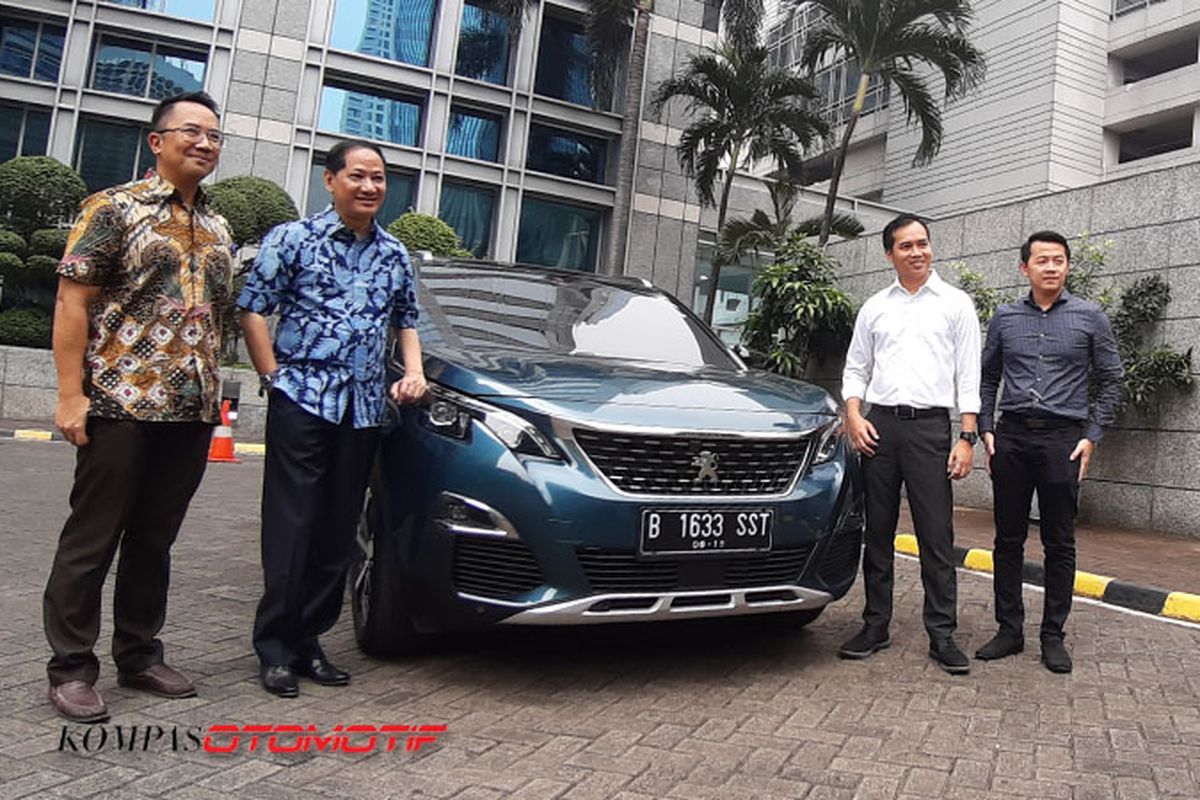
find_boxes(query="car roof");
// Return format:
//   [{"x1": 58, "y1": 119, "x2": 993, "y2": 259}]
[{"x1": 415, "y1": 257, "x2": 658, "y2": 294}]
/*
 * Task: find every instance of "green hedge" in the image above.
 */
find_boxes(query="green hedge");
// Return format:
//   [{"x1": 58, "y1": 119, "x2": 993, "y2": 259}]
[
  {"x1": 0, "y1": 156, "x2": 88, "y2": 235},
  {"x1": 25, "y1": 254, "x2": 60, "y2": 273},
  {"x1": 385, "y1": 212, "x2": 472, "y2": 258},
  {"x1": 29, "y1": 228, "x2": 70, "y2": 259},
  {"x1": 0, "y1": 230, "x2": 26, "y2": 259},
  {"x1": 0, "y1": 307, "x2": 53, "y2": 348},
  {"x1": 0, "y1": 251, "x2": 22, "y2": 274}
]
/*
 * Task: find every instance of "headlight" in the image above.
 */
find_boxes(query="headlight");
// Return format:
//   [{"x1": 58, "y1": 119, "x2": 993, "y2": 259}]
[
  {"x1": 418, "y1": 383, "x2": 562, "y2": 460},
  {"x1": 812, "y1": 419, "x2": 842, "y2": 465}
]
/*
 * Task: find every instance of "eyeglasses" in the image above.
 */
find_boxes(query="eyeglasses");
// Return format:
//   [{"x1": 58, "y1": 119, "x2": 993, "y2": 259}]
[{"x1": 155, "y1": 126, "x2": 224, "y2": 146}]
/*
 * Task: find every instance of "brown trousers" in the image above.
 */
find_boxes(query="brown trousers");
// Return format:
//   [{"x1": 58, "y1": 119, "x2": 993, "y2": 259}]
[{"x1": 43, "y1": 417, "x2": 211, "y2": 685}]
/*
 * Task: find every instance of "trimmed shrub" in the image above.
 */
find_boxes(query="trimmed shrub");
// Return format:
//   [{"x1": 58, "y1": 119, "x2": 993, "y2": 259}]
[
  {"x1": 25, "y1": 254, "x2": 61, "y2": 273},
  {"x1": 386, "y1": 212, "x2": 473, "y2": 258},
  {"x1": 209, "y1": 175, "x2": 299, "y2": 243},
  {"x1": 0, "y1": 230, "x2": 27, "y2": 259},
  {"x1": 205, "y1": 181, "x2": 257, "y2": 247},
  {"x1": 0, "y1": 157, "x2": 88, "y2": 235},
  {"x1": 0, "y1": 307, "x2": 53, "y2": 348},
  {"x1": 0, "y1": 251, "x2": 22, "y2": 275},
  {"x1": 28, "y1": 228, "x2": 70, "y2": 259}
]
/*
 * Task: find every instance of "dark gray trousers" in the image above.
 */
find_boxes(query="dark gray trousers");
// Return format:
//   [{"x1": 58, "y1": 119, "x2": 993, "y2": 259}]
[
  {"x1": 44, "y1": 418, "x2": 212, "y2": 685},
  {"x1": 859, "y1": 409, "x2": 958, "y2": 642}
]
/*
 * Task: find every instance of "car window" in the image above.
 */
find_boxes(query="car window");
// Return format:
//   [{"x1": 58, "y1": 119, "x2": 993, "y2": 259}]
[{"x1": 417, "y1": 267, "x2": 739, "y2": 369}]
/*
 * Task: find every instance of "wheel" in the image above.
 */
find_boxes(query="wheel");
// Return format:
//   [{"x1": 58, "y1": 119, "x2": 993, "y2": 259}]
[{"x1": 349, "y1": 464, "x2": 423, "y2": 656}]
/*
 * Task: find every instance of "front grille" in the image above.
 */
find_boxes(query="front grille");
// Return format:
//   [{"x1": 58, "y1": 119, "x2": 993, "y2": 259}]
[
  {"x1": 573, "y1": 429, "x2": 813, "y2": 496},
  {"x1": 817, "y1": 530, "x2": 862, "y2": 585},
  {"x1": 577, "y1": 546, "x2": 814, "y2": 593},
  {"x1": 453, "y1": 537, "x2": 543, "y2": 599}
]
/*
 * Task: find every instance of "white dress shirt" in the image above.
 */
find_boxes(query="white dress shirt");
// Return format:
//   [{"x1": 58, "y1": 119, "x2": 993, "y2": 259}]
[{"x1": 841, "y1": 270, "x2": 981, "y2": 414}]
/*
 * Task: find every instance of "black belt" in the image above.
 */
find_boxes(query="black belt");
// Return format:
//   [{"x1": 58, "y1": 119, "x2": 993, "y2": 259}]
[
  {"x1": 1000, "y1": 413, "x2": 1083, "y2": 431},
  {"x1": 872, "y1": 405, "x2": 949, "y2": 420}
]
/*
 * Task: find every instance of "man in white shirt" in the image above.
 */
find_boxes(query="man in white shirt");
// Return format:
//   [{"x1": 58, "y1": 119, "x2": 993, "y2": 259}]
[{"x1": 839, "y1": 214, "x2": 981, "y2": 674}]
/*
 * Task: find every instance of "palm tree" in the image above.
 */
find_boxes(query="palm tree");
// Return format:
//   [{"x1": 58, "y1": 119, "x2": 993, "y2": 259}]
[
  {"x1": 651, "y1": 44, "x2": 828, "y2": 323},
  {"x1": 798, "y1": 0, "x2": 986, "y2": 245},
  {"x1": 717, "y1": 178, "x2": 862, "y2": 265}
]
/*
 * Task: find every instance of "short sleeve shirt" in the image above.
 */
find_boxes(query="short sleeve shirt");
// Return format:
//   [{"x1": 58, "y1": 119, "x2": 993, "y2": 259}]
[
  {"x1": 57, "y1": 175, "x2": 235, "y2": 424},
  {"x1": 236, "y1": 209, "x2": 420, "y2": 429}
]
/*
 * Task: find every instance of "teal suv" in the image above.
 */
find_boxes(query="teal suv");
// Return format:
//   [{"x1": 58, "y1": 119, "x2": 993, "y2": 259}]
[{"x1": 350, "y1": 261, "x2": 864, "y2": 654}]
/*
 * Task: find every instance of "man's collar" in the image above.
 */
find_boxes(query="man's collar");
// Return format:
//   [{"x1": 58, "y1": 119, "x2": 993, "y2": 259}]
[
  {"x1": 889, "y1": 268, "x2": 944, "y2": 296},
  {"x1": 1023, "y1": 287, "x2": 1072, "y2": 308},
  {"x1": 129, "y1": 172, "x2": 208, "y2": 209},
  {"x1": 318, "y1": 207, "x2": 379, "y2": 242}
]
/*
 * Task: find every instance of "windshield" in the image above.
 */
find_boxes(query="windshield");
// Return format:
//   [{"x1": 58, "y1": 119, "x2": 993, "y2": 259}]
[{"x1": 416, "y1": 266, "x2": 740, "y2": 370}]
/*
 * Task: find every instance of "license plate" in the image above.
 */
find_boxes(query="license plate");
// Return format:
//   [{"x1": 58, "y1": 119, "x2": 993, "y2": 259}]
[{"x1": 640, "y1": 509, "x2": 773, "y2": 554}]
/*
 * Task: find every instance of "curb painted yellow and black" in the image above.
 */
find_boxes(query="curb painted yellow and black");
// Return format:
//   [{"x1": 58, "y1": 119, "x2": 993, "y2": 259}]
[
  {"x1": 895, "y1": 533, "x2": 1200, "y2": 625},
  {"x1": 0, "y1": 427, "x2": 265, "y2": 456}
]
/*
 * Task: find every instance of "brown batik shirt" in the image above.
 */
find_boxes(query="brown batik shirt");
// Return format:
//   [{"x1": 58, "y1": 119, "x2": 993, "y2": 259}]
[{"x1": 57, "y1": 174, "x2": 235, "y2": 424}]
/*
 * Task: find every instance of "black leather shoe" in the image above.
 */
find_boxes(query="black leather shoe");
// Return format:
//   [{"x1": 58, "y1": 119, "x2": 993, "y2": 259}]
[
  {"x1": 294, "y1": 656, "x2": 350, "y2": 686},
  {"x1": 261, "y1": 665, "x2": 299, "y2": 698},
  {"x1": 975, "y1": 632, "x2": 1025, "y2": 661},
  {"x1": 1041, "y1": 638, "x2": 1072, "y2": 673},
  {"x1": 838, "y1": 626, "x2": 890, "y2": 659},
  {"x1": 929, "y1": 638, "x2": 970, "y2": 675}
]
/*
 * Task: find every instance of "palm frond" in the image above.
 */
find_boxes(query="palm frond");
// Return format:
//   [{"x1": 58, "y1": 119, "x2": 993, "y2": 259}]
[
  {"x1": 488, "y1": 0, "x2": 535, "y2": 36},
  {"x1": 722, "y1": 0, "x2": 765, "y2": 51},
  {"x1": 885, "y1": 66, "x2": 942, "y2": 165},
  {"x1": 584, "y1": 0, "x2": 640, "y2": 108},
  {"x1": 794, "y1": 213, "x2": 864, "y2": 239}
]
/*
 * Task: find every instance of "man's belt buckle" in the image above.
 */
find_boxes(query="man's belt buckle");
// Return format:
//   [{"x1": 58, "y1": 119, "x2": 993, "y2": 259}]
[{"x1": 894, "y1": 405, "x2": 919, "y2": 419}]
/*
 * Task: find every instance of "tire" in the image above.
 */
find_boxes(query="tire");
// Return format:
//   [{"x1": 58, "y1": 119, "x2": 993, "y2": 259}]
[{"x1": 349, "y1": 464, "x2": 423, "y2": 657}]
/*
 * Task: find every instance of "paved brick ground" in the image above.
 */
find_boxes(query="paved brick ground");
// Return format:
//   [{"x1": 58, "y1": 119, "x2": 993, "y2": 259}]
[{"x1": 2, "y1": 439, "x2": 1199, "y2": 799}]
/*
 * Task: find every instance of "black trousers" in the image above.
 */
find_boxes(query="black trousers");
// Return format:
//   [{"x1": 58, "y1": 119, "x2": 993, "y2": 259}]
[
  {"x1": 43, "y1": 418, "x2": 212, "y2": 685},
  {"x1": 860, "y1": 409, "x2": 957, "y2": 641},
  {"x1": 990, "y1": 418, "x2": 1081, "y2": 641},
  {"x1": 253, "y1": 391, "x2": 380, "y2": 667}
]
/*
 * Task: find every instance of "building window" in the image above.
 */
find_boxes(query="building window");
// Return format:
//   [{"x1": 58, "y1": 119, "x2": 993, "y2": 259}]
[
  {"x1": 439, "y1": 181, "x2": 495, "y2": 257},
  {"x1": 306, "y1": 159, "x2": 415, "y2": 226},
  {"x1": 1119, "y1": 37, "x2": 1198, "y2": 84},
  {"x1": 446, "y1": 108, "x2": 501, "y2": 162},
  {"x1": 1117, "y1": 115, "x2": 1194, "y2": 164},
  {"x1": 691, "y1": 239, "x2": 759, "y2": 345},
  {"x1": 318, "y1": 82, "x2": 422, "y2": 147},
  {"x1": 526, "y1": 124, "x2": 607, "y2": 184},
  {"x1": 1113, "y1": 0, "x2": 1168, "y2": 16},
  {"x1": 535, "y1": 15, "x2": 597, "y2": 109},
  {"x1": 0, "y1": 15, "x2": 65, "y2": 82},
  {"x1": 455, "y1": 2, "x2": 510, "y2": 85},
  {"x1": 330, "y1": 0, "x2": 434, "y2": 68},
  {"x1": 0, "y1": 104, "x2": 51, "y2": 162},
  {"x1": 75, "y1": 117, "x2": 156, "y2": 191},
  {"x1": 91, "y1": 36, "x2": 207, "y2": 100},
  {"x1": 102, "y1": 0, "x2": 217, "y2": 22},
  {"x1": 516, "y1": 196, "x2": 601, "y2": 271}
]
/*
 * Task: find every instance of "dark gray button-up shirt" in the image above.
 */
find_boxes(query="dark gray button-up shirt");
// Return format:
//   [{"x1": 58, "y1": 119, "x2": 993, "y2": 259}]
[{"x1": 980, "y1": 289, "x2": 1124, "y2": 442}]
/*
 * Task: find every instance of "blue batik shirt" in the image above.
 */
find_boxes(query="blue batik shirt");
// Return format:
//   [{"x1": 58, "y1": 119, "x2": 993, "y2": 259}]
[{"x1": 237, "y1": 208, "x2": 420, "y2": 429}]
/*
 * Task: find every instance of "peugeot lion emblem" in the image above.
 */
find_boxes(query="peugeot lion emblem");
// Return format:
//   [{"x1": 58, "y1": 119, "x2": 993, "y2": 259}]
[{"x1": 692, "y1": 450, "x2": 720, "y2": 483}]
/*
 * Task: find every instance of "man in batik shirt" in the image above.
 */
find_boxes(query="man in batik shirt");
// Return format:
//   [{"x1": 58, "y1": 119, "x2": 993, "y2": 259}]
[
  {"x1": 239, "y1": 139, "x2": 426, "y2": 698},
  {"x1": 44, "y1": 91, "x2": 234, "y2": 722}
]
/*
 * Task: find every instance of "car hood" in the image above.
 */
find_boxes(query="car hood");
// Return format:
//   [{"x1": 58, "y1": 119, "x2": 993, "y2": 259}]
[{"x1": 423, "y1": 348, "x2": 838, "y2": 433}]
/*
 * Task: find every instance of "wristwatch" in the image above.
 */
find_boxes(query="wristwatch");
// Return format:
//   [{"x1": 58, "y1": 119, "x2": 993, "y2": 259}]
[
  {"x1": 959, "y1": 431, "x2": 978, "y2": 447},
  {"x1": 258, "y1": 371, "x2": 277, "y2": 397}
]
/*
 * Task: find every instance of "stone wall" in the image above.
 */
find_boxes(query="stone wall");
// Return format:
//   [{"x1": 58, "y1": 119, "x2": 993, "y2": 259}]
[{"x1": 827, "y1": 161, "x2": 1200, "y2": 537}]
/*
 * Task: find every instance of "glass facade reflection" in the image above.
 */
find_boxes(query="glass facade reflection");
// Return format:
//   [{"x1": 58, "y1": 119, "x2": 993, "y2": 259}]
[
  {"x1": 319, "y1": 83, "x2": 422, "y2": 147},
  {"x1": 455, "y1": 2, "x2": 509, "y2": 85},
  {"x1": 516, "y1": 196, "x2": 601, "y2": 271},
  {"x1": 446, "y1": 108, "x2": 501, "y2": 162},
  {"x1": 0, "y1": 104, "x2": 50, "y2": 162},
  {"x1": 306, "y1": 160, "x2": 415, "y2": 226},
  {"x1": 0, "y1": 15, "x2": 65, "y2": 82},
  {"x1": 331, "y1": 0, "x2": 435, "y2": 68},
  {"x1": 439, "y1": 182, "x2": 495, "y2": 257},
  {"x1": 691, "y1": 240, "x2": 759, "y2": 345},
  {"x1": 103, "y1": 0, "x2": 217, "y2": 22},
  {"x1": 526, "y1": 124, "x2": 607, "y2": 184},
  {"x1": 75, "y1": 117, "x2": 156, "y2": 191},
  {"x1": 534, "y1": 15, "x2": 596, "y2": 108},
  {"x1": 92, "y1": 37, "x2": 206, "y2": 100}
]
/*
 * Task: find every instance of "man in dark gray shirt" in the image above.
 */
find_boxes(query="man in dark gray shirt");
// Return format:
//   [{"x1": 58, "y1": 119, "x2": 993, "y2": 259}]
[{"x1": 976, "y1": 231, "x2": 1123, "y2": 673}]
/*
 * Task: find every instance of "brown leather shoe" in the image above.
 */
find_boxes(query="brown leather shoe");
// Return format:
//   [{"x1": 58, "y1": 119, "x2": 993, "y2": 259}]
[
  {"x1": 48, "y1": 681, "x2": 109, "y2": 723},
  {"x1": 118, "y1": 663, "x2": 196, "y2": 698}
]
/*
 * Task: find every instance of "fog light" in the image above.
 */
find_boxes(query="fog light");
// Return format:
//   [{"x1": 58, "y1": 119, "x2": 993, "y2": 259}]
[{"x1": 434, "y1": 493, "x2": 517, "y2": 538}]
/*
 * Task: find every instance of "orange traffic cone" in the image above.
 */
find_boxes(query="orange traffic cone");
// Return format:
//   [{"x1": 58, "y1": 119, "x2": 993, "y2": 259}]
[{"x1": 208, "y1": 399, "x2": 240, "y2": 463}]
